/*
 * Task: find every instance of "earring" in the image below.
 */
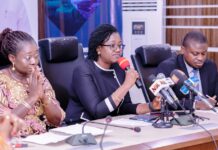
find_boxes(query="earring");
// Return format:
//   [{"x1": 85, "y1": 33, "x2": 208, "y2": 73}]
[
  {"x1": 12, "y1": 62, "x2": 15, "y2": 71},
  {"x1": 97, "y1": 51, "x2": 101, "y2": 55}
]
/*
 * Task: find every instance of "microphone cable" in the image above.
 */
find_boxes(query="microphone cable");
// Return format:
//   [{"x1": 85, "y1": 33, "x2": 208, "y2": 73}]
[
  {"x1": 176, "y1": 102, "x2": 218, "y2": 150},
  {"x1": 196, "y1": 123, "x2": 218, "y2": 150},
  {"x1": 99, "y1": 116, "x2": 112, "y2": 150}
]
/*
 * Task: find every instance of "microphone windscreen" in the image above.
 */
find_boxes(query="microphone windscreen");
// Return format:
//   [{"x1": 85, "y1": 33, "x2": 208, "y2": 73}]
[
  {"x1": 117, "y1": 57, "x2": 130, "y2": 70},
  {"x1": 170, "y1": 69, "x2": 188, "y2": 86},
  {"x1": 147, "y1": 74, "x2": 156, "y2": 86},
  {"x1": 133, "y1": 127, "x2": 141, "y2": 133},
  {"x1": 156, "y1": 73, "x2": 166, "y2": 79},
  {"x1": 105, "y1": 116, "x2": 112, "y2": 123}
]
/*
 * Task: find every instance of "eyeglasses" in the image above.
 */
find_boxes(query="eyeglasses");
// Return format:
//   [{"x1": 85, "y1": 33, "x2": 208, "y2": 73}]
[{"x1": 101, "y1": 44, "x2": 125, "y2": 51}]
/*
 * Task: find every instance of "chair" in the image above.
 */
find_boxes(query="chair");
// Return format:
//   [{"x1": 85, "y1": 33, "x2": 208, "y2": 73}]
[
  {"x1": 38, "y1": 36, "x2": 84, "y2": 110},
  {"x1": 0, "y1": 55, "x2": 10, "y2": 70},
  {"x1": 131, "y1": 44, "x2": 173, "y2": 102}
]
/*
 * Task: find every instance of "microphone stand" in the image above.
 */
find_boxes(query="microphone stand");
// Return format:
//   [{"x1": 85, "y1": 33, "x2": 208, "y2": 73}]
[
  {"x1": 152, "y1": 99, "x2": 174, "y2": 128},
  {"x1": 171, "y1": 91, "x2": 209, "y2": 126},
  {"x1": 66, "y1": 120, "x2": 97, "y2": 146},
  {"x1": 189, "y1": 91, "x2": 209, "y2": 123},
  {"x1": 189, "y1": 90, "x2": 195, "y2": 114}
]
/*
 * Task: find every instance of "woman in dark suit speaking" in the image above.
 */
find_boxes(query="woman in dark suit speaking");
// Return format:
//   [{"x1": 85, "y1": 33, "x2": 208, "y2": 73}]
[{"x1": 65, "y1": 24, "x2": 160, "y2": 123}]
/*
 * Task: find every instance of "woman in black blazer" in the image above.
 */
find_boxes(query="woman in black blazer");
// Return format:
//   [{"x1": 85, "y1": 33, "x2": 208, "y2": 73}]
[{"x1": 65, "y1": 24, "x2": 160, "y2": 123}]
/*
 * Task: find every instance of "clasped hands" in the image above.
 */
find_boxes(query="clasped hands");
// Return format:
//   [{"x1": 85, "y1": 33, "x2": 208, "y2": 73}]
[{"x1": 26, "y1": 66, "x2": 51, "y2": 105}]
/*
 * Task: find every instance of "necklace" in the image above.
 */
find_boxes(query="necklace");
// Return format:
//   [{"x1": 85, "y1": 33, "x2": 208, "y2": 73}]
[{"x1": 8, "y1": 67, "x2": 29, "y2": 85}]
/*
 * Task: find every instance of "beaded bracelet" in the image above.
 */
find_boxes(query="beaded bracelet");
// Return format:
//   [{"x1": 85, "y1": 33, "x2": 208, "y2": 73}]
[{"x1": 42, "y1": 97, "x2": 53, "y2": 107}]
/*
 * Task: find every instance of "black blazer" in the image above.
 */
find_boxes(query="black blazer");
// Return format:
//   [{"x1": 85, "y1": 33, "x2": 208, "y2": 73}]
[
  {"x1": 156, "y1": 54, "x2": 218, "y2": 109},
  {"x1": 65, "y1": 59, "x2": 138, "y2": 124}
]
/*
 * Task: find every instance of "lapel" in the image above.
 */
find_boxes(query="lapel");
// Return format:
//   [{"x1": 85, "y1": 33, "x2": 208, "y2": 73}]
[
  {"x1": 199, "y1": 64, "x2": 208, "y2": 95},
  {"x1": 177, "y1": 55, "x2": 208, "y2": 95},
  {"x1": 177, "y1": 55, "x2": 189, "y2": 77}
]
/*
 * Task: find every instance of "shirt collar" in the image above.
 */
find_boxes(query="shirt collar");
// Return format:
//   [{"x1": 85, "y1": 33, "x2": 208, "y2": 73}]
[
  {"x1": 183, "y1": 58, "x2": 198, "y2": 75},
  {"x1": 93, "y1": 61, "x2": 114, "y2": 72}
]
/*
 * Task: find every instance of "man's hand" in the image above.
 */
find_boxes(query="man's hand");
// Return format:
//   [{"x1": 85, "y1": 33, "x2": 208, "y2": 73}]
[{"x1": 195, "y1": 95, "x2": 217, "y2": 110}]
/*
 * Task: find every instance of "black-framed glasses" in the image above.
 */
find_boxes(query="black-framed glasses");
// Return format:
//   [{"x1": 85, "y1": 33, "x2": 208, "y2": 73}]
[{"x1": 101, "y1": 44, "x2": 125, "y2": 51}]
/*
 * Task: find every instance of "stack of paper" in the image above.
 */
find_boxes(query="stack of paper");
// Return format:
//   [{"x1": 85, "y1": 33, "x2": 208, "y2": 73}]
[{"x1": 21, "y1": 124, "x2": 110, "y2": 144}]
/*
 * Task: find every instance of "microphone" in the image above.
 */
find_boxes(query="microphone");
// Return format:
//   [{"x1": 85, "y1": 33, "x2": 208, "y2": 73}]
[
  {"x1": 148, "y1": 74, "x2": 178, "y2": 109},
  {"x1": 117, "y1": 57, "x2": 142, "y2": 88},
  {"x1": 90, "y1": 121, "x2": 141, "y2": 133},
  {"x1": 66, "y1": 120, "x2": 98, "y2": 146},
  {"x1": 170, "y1": 69, "x2": 217, "y2": 112},
  {"x1": 66, "y1": 116, "x2": 141, "y2": 146},
  {"x1": 156, "y1": 73, "x2": 180, "y2": 105}
]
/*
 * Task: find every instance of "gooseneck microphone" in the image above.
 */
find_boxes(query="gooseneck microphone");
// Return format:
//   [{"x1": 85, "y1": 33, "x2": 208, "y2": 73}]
[
  {"x1": 170, "y1": 69, "x2": 217, "y2": 113},
  {"x1": 66, "y1": 116, "x2": 141, "y2": 146},
  {"x1": 99, "y1": 116, "x2": 112, "y2": 150},
  {"x1": 85, "y1": 116, "x2": 141, "y2": 133},
  {"x1": 117, "y1": 57, "x2": 142, "y2": 88},
  {"x1": 89, "y1": 121, "x2": 141, "y2": 133}
]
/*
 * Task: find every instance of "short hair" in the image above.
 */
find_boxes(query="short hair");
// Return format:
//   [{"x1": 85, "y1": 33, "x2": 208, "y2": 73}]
[
  {"x1": 0, "y1": 28, "x2": 36, "y2": 65},
  {"x1": 88, "y1": 24, "x2": 118, "y2": 61},
  {"x1": 182, "y1": 31, "x2": 207, "y2": 47}
]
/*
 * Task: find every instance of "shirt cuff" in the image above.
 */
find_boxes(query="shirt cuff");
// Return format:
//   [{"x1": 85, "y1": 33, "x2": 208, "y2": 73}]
[
  {"x1": 104, "y1": 96, "x2": 116, "y2": 112},
  {"x1": 193, "y1": 100, "x2": 196, "y2": 109}
]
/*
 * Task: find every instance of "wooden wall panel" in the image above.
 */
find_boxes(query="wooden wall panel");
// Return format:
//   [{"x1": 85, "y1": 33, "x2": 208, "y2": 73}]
[
  {"x1": 38, "y1": 0, "x2": 45, "y2": 39},
  {"x1": 166, "y1": 0, "x2": 218, "y2": 68},
  {"x1": 166, "y1": 18, "x2": 218, "y2": 26},
  {"x1": 167, "y1": 8, "x2": 218, "y2": 16},
  {"x1": 208, "y1": 52, "x2": 218, "y2": 68},
  {"x1": 166, "y1": 29, "x2": 218, "y2": 47},
  {"x1": 167, "y1": 0, "x2": 218, "y2": 5}
]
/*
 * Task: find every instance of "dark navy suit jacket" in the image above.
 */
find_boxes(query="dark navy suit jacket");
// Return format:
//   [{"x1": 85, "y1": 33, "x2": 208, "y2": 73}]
[
  {"x1": 156, "y1": 54, "x2": 218, "y2": 109},
  {"x1": 65, "y1": 59, "x2": 138, "y2": 124}
]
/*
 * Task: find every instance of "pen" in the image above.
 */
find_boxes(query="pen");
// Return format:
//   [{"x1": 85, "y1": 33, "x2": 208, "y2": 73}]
[
  {"x1": 206, "y1": 95, "x2": 218, "y2": 107},
  {"x1": 13, "y1": 143, "x2": 28, "y2": 148},
  {"x1": 206, "y1": 95, "x2": 215, "y2": 100}
]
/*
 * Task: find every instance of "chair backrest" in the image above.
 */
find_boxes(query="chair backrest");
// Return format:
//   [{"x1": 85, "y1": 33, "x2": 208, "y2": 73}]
[
  {"x1": 131, "y1": 44, "x2": 172, "y2": 102},
  {"x1": 0, "y1": 55, "x2": 10, "y2": 70},
  {"x1": 38, "y1": 36, "x2": 84, "y2": 110}
]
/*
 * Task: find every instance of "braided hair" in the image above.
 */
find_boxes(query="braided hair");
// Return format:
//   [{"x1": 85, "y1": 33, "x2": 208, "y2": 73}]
[
  {"x1": 0, "y1": 28, "x2": 36, "y2": 65},
  {"x1": 88, "y1": 24, "x2": 118, "y2": 61}
]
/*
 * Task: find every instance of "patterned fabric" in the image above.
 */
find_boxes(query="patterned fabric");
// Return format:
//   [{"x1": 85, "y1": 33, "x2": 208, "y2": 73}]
[
  {"x1": 191, "y1": 69, "x2": 200, "y2": 91},
  {"x1": 0, "y1": 70, "x2": 64, "y2": 136},
  {"x1": 190, "y1": 69, "x2": 201, "y2": 101}
]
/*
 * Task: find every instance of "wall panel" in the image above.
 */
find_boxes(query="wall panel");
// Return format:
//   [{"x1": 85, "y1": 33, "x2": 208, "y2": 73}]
[{"x1": 165, "y1": 0, "x2": 218, "y2": 67}]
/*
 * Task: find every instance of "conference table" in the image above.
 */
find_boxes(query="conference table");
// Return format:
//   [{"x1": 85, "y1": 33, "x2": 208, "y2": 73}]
[{"x1": 18, "y1": 110, "x2": 218, "y2": 150}]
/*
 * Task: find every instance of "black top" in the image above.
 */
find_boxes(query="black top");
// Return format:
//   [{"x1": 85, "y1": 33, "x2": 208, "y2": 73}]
[{"x1": 65, "y1": 59, "x2": 138, "y2": 123}]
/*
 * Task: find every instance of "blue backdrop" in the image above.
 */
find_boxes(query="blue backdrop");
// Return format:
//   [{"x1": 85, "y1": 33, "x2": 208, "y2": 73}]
[{"x1": 44, "y1": 0, "x2": 122, "y2": 47}]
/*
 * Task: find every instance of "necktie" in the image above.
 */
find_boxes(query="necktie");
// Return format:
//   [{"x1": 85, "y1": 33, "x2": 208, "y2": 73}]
[
  {"x1": 191, "y1": 69, "x2": 200, "y2": 100},
  {"x1": 192, "y1": 69, "x2": 200, "y2": 90}
]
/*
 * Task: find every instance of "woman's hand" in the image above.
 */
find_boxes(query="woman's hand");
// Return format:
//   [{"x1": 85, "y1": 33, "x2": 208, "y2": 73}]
[
  {"x1": 123, "y1": 68, "x2": 139, "y2": 89},
  {"x1": 136, "y1": 97, "x2": 161, "y2": 114},
  {"x1": 151, "y1": 96, "x2": 162, "y2": 110},
  {"x1": 0, "y1": 113, "x2": 24, "y2": 140},
  {"x1": 136, "y1": 103, "x2": 149, "y2": 114},
  {"x1": 28, "y1": 67, "x2": 44, "y2": 100}
]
